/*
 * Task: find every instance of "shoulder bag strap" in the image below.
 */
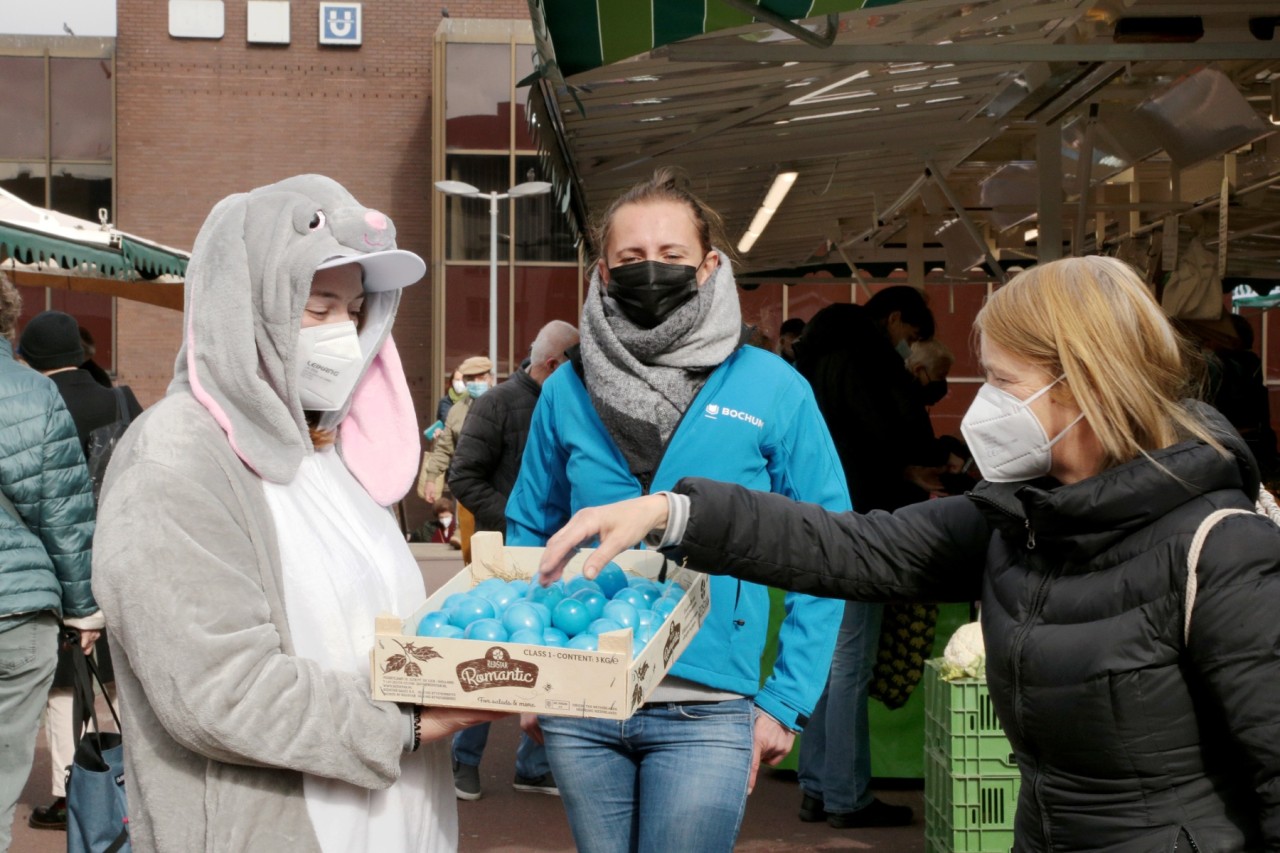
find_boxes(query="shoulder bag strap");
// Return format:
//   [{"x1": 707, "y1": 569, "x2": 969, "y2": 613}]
[
  {"x1": 1185, "y1": 508, "x2": 1253, "y2": 645},
  {"x1": 112, "y1": 386, "x2": 132, "y2": 427}
]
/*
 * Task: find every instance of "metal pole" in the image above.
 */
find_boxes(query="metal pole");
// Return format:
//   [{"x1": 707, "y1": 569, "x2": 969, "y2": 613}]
[{"x1": 488, "y1": 192, "x2": 499, "y2": 370}]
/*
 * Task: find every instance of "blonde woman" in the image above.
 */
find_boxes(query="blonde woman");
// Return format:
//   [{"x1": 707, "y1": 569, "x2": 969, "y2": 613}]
[{"x1": 540, "y1": 256, "x2": 1280, "y2": 852}]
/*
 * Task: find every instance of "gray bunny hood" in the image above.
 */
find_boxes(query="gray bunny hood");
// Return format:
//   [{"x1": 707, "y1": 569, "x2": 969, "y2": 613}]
[{"x1": 170, "y1": 174, "x2": 421, "y2": 505}]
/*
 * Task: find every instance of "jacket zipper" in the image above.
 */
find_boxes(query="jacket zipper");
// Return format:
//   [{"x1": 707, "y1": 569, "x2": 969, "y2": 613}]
[{"x1": 969, "y1": 491, "x2": 1050, "y2": 842}]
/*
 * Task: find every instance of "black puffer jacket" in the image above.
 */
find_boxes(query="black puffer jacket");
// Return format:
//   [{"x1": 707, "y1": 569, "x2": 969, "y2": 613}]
[
  {"x1": 669, "y1": 411, "x2": 1280, "y2": 852},
  {"x1": 447, "y1": 368, "x2": 540, "y2": 532}
]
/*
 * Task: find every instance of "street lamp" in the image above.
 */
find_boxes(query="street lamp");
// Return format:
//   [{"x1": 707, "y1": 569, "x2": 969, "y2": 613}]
[{"x1": 435, "y1": 179, "x2": 553, "y2": 371}]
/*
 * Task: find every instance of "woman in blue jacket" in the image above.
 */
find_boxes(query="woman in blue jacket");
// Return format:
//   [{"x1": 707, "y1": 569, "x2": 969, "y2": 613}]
[{"x1": 505, "y1": 170, "x2": 848, "y2": 853}]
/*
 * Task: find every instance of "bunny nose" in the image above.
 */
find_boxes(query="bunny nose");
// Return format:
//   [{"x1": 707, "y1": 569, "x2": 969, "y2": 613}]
[{"x1": 365, "y1": 210, "x2": 388, "y2": 231}]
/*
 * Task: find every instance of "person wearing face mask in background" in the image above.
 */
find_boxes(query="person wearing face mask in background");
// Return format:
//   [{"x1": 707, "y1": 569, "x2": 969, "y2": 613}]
[
  {"x1": 89, "y1": 176, "x2": 504, "y2": 853},
  {"x1": 504, "y1": 169, "x2": 847, "y2": 853},
  {"x1": 438, "y1": 369, "x2": 466, "y2": 423},
  {"x1": 417, "y1": 356, "x2": 492, "y2": 506},
  {"x1": 541, "y1": 255, "x2": 1280, "y2": 853},
  {"x1": 428, "y1": 496, "x2": 460, "y2": 547},
  {"x1": 421, "y1": 368, "x2": 466, "y2": 446},
  {"x1": 906, "y1": 338, "x2": 954, "y2": 409},
  {"x1": 783, "y1": 287, "x2": 942, "y2": 830},
  {"x1": 445, "y1": 320, "x2": 579, "y2": 803}
]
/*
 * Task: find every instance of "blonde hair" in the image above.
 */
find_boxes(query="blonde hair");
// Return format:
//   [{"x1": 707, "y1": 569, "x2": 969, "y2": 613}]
[{"x1": 975, "y1": 256, "x2": 1225, "y2": 470}]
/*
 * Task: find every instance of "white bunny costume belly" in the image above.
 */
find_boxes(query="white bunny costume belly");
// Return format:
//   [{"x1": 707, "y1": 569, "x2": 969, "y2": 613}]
[{"x1": 264, "y1": 448, "x2": 454, "y2": 853}]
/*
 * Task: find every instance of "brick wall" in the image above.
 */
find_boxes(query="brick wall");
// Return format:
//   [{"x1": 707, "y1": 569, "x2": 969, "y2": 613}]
[
  {"x1": 113, "y1": 0, "x2": 528, "y2": 528},
  {"x1": 114, "y1": 0, "x2": 527, "y2": 411}
]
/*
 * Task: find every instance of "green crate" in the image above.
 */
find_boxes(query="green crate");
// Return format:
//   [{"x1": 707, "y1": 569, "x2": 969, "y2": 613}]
[
  {"x1": 925, "y1": 747, "x2": 1020, "y2": 853},
  {"x1": 924, "y1": 659, "x2": 1014, "y2": 776}
]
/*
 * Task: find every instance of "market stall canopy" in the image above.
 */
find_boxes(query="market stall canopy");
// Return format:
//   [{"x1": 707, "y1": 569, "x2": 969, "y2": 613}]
[
  {"x1": 0, "y1": 187, "x2": 188, "y2": 310},
  {"x1": 524, "y1": 0, "x2": 1280, "y2": 286}
]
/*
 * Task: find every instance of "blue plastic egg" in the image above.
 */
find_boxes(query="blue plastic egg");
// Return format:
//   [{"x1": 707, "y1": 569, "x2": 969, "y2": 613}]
[
  {"x1": 443, "y1": 592, "x2": 475, "y2": 610},
  {"x1": 528, "y1": 601, "x2": 553, "y2": 626},
  {"x1": 552, "y1": 598, "x2": 591, "y2": 637},
  {"x1": 636, "y1": 609, "x2": 658, "y2": 630},
  {"x1": 602, "y1": 600, "x2": 640, "y2": 629},
  {"x1": 566, "y1": 633, "x2": 598, "y2": 651},
  {"x1": 527, "y1": 582, "x2": 566, "y2": 610},
  {"x1": 565, "y1": 576, "x2": 603, "y2": 596},
  {"x1": 505, "y1": 579, "x2": 531, "y2": 598},
  {"x1": 424, "y1": 623, "x2": 465, "y2": 639},
  {"x1": 478, "y1": 584, "x2": 519, "y2": 611},
  {"x1": 594, "y1": 563, "x2": 629, "y2": 599},
  {"x1": 464, "y1": 618, "x2": 509, "y2": 642},
  {"x1": 448, "y1": 596, "x2": 497, "y2": 629},
  {"x1": 509, "y1": 628, "x2": 544, "y2": 645},
  {"x1": 653, "y1": 597, "x2": 679, "y2": 618},
  {"x1": 571, "y1": 589, "x2": 607, "y2": 620},
  {"x1": 502, "y1": 602, "x2": 546, "y2": 636},
  {"x1": 542, "y1": 627, "x2": 569, "y2": 647},
  {"x1": 611, "y1": 587, "x2": 647, "y2": 610},
  {"x1": 416, "y1": 610, "x2": 452, "y2": 636},
  {"x1": 588, "y1": 617, "x2": 625, "y2": 635}
]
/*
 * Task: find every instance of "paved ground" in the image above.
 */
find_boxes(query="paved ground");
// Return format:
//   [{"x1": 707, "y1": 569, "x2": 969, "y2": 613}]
[
  {"x1": 12, "y1": 712, "x2": 926, "y2": 852},
  {"x1": 10, "y1": 545, "x2": 928, "y2": 852}
]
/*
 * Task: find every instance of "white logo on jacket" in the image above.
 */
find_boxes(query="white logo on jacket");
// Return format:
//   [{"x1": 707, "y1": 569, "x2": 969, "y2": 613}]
[{"x1": 703, "y1": 403, "x2": 764, "y2": 428}]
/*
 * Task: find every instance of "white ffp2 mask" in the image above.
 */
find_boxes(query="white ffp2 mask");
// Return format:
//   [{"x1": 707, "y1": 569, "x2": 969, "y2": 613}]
[
  {"x1": 960, "y1": 378, "x2": 1083, "y2": 483},
  {"x1": 296, "y1": 321, "x2": 364, "y2": 412}
]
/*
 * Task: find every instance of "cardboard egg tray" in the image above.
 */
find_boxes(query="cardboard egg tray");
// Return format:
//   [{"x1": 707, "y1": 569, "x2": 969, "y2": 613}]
[{"x1": 370, "y1": 532, "x2": 710, "y2": 720}]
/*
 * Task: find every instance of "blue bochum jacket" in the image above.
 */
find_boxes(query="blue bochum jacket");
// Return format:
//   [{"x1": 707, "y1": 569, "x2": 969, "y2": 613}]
[{"x1": 506, "y1": 344, "x2": 849, "y2": 730}]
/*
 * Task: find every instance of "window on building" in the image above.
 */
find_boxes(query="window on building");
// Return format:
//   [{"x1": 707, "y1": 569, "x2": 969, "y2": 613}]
[
  {"x1": 0, "y1": 51, "x2": 116, "y2": 373},
  {"x1": 436, "y1": 25, "x2": 582, "y2": 378}
]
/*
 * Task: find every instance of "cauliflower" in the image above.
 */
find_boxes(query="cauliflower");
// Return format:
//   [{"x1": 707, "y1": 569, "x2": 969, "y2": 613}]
[{"x1": 939, "y1": 622, "x2": 985, "y2": 681}]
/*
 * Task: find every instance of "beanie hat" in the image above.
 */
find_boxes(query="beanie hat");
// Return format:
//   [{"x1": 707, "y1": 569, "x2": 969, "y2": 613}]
[{"x1": 19, "y1": 311, "x2": 85, "y2": 371}]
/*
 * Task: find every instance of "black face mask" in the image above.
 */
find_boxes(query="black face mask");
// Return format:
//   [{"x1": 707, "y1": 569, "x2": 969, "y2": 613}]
[
  {"x1": 606, "y1": 260, "x2": 701, "y2": 329},
  {"x1": 919, "y1": 379, "x2": 949, "y2": 406}
]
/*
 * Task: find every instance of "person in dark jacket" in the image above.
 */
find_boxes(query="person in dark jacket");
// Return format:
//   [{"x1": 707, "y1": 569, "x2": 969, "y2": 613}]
[
  {"x1": 789, "y1": 287, "x2": 940, "y2": 829},
  {"x1": 17, "y1": 310, "x2": 143, "y2": 831},
  {"x1": 77, "y1": 325, "x2": 113, "y2": 389},
  {"x1": 0, "y1": 277, "x2": 100, "y2": 853},
  {"x1": 445, "y1": 319, "x2": 578, "y2": 802},
  {"x1": 539, "y1": 255, "x2": 1280, "y2": 853},
  {"x1": 448, "y1": 321, "x2": 579, "y2": 534}
]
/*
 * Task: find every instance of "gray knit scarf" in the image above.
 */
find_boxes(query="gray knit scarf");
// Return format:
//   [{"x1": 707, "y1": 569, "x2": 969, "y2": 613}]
[{"x1": 579, "y1": 251, "x2": 744, "y2": 485}]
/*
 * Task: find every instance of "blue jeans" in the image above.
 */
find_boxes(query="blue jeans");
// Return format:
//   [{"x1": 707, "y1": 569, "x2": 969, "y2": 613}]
[
  {"x1": 798, "y1": 600, "x2": 882, "y2": 814},
  {"x1": 0, "y1": 613, "x2": 58, "y2": 853},
  {"x1": 452, "y1": 724, "x2": 549, "y2": 779},
  {"x1": 539, "y1": 699, "x2": 755, "y2": 853}
]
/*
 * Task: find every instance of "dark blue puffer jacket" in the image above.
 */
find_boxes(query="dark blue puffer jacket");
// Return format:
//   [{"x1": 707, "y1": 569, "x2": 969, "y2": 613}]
[{"x1": 0, "y1": 338, "x2": 96, "y2": 620}]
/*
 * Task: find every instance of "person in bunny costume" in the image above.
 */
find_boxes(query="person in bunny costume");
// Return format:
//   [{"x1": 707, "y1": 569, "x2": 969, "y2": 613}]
[{"x1": 91, "y1": 175, "x2": 502, "y2": 853}]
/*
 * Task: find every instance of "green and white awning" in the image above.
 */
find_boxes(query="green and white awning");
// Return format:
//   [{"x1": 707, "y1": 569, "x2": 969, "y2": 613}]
[
  {"x1": 528, "y1": 0, "x2": 904, "y2": 78},
  {"x1": 0, "y1": 187, "x2": 188, "y2": 281}
]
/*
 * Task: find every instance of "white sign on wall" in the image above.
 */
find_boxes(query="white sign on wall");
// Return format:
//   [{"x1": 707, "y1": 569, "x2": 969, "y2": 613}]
[
  {"x1": 169, "y1": 0, "x2": 224, "y2": 39},
  {"x1": 319, "y1": 2, "x2": 361, "y2": 46}
]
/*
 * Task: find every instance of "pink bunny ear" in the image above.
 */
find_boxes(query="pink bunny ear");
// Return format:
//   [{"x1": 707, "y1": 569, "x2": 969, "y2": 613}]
[{"x1": 340, "y1": 336, "x2": 420, "y2": 506}]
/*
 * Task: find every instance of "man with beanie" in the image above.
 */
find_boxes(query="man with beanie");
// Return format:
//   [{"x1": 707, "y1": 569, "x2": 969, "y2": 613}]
[
  {"x1": 17, "y1": 310, "x2": 141, "y2": 832},
  {"x1": 0, "y1": 281, "x2": 99, "y2": 852}
]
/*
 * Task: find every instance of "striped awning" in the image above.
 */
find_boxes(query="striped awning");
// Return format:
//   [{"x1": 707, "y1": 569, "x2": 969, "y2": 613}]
[{"x1": 528, "y1": 0, "x2": 905, "y2": 78}]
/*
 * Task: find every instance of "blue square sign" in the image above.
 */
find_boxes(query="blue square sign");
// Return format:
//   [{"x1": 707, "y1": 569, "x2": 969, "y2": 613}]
[{"x1": 319, "y1": 2, "x2": 361, "y2": 46}]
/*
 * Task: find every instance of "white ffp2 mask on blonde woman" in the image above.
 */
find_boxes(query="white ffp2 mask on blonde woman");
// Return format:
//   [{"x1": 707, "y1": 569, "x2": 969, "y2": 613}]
[
  {"x1": 960, "y1": 378, "x2": 1083, "y2": 483},
  {"x1": 296, "y1": 321, "x2": 364, "y2": 411}
]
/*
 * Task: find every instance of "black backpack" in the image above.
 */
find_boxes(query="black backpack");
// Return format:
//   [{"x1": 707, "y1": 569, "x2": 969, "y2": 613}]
[{"x1": 86, "y1": 388, "x2": 133, "y2": 503}]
